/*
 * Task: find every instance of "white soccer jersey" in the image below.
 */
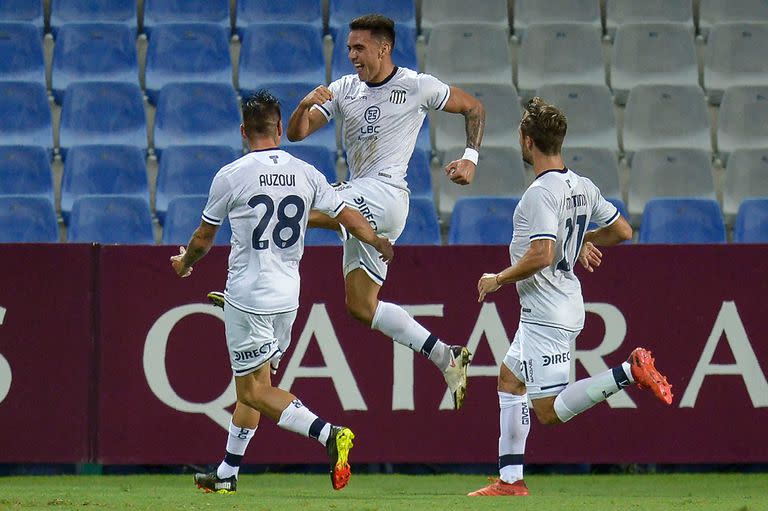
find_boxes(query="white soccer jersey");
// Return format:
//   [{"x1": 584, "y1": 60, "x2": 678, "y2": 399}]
[
  {"x1": 203, "y1": 149, "x2": 345, "y2": 315},
  {"x1": 314, "y1": 67, "x2": 450, "y2": 190},
  {"x1": 509, "y1": 168, "x2": 620, "y2": 331}
]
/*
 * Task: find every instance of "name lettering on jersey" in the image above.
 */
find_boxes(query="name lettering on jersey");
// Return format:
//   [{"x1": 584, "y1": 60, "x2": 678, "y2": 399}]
[
  {"x1": 542, "y1": 352, "x2": 571, "y2": 366},
  {"x1": 259, "y1": 174, "x2": 296, "y2": 187},
  {"x1": 353, "y1": 196, "x2": 378, "y2": 230},
  {"x1": 389, "y1": 89, "x2": 407, "y2": 104},
  {"x1": 565, "y1": 194, "x2": 587, "y2": 209}
]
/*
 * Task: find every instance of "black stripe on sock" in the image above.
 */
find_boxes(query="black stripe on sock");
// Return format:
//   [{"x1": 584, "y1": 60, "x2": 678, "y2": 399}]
[
  {"x1": 308, "y1": 418, "x2": 327, "y2": 440},
  {"x1": 224, "y1": 451, "x2": 243, "y2": 467},
  {"x1": 420, "y1": 334, "x2": 438, "y2": 357},
  {"x1": 499, "y1": 454, "x2": 524, "y2": 468},
  {"x1": 612, "y1": 365, "x2": 630, "y2": 389}
]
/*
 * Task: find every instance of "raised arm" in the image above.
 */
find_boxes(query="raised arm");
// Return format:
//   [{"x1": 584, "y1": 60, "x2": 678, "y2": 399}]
[
  {"x1": 286, "y1": 85, "x2": 332, "y2": 142},
  {"x1": 442, "y1": 85, "x2": 486, "y2": 186}
]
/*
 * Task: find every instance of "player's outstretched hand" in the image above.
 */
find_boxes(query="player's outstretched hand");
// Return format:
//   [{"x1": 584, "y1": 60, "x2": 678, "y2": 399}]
[
  {"x1": 300, "y1": 85, "x2": 333, "y2": 109},
  {"x1": 170, "y1": 246, "x2": 193, "y2": 278},
  {"x1": 578, "y1": 241, "x2": 602, "y2": 273},
  {"x1": 374, "y1": 236, "x2": 394, "y2": 264},
  {"x1": 444, "y1": 158, "x2": 476, "y2": 185},
  {"x1": 477, "y1": 273, "x2": 501, "y2": 302}
]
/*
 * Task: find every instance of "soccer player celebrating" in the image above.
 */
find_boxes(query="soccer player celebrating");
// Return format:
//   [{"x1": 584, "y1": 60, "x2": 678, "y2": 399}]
[
  {"x1": 468, "y1": 98, "x2": 673, "y2": 497},
  {"x1": 170, "y1": 90, "x2": 393, "y2": 493},
  {"x1": 286, "y1": 14, "x2": 486, "y2": 409}
]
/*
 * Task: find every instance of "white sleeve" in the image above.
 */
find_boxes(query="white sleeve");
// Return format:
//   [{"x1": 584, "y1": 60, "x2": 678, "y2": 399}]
[
  {"x1": 311, "y1": 79, "x2": 343, "y2": 121},
  {"x1": 418, "y1": 73, "x2": 451, "y2": 111},
  {"x1": 522, "y1": 186, "x2": 560, "y2": 242},
  {"x1": 202, "y1": 173, "x2": 231, "y2": 226},
  {"x1": 586, "y1": 179, "x2": 620, "y2": 227},
  {"x1": 309, "y1": 167, "x2": 345, "y2": 218}
]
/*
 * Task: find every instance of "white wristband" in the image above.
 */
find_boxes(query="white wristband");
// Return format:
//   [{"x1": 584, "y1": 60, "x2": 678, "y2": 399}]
[{"x1": 461, "y1": 148, "x2": 479, "y2": 165}]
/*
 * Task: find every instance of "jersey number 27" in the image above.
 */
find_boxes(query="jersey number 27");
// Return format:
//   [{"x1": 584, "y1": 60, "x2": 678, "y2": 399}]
[{"x1": 556, "y1": 214, "x2": 587, "y2": 272}]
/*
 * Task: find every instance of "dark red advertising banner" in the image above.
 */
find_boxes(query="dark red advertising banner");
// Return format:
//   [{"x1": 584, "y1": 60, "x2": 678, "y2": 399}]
[
  {"x1": 0, "y1": 244, "x2": 96, "y2": 463},
  {"x1": 95, "y1": 245, "x2": 768, "y2": 465}
]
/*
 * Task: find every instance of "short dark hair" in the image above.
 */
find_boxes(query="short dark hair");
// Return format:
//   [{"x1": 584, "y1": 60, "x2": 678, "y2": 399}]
[
  {"x1": 520, "y1": 97, "x2": 568, "y2": 155},
  {"x1": 242, "y1": 89, "x2": 281, "y2": 138},
  {"x1": 349, "y1": 14, "x2": 396, "y2": 49}
]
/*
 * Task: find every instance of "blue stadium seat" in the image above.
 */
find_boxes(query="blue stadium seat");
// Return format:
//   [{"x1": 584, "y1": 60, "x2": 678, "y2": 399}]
[
  {"x1": 0, "y1": 196, "x2": 58, "y2": 242},
  {"x1": 0, "y1": 23, "x2": 45, "y2": 85},
  {"x1": 145, "y1": 23, "x2": 232, "y2": 104},
  {"x1": 154, "y1": 83, "x2": 242, "y2": 154},
  {"x1": 68, "y1": 195, "x2": 154, "y2": 244},
  {"x1": 61, "y1": 145, "x2": 148, "y2": 224},
  {"x1": 288, "y1": 145, "x2": 338, "y2": 183},
  {"x1": 0, "y1": 0, "x2": 44, "y2": 32},
  {"x1": 305, "y1": 228, "x2": 343, "y2": 246},
  {"x1": 0, "y1": 82, "x2": 52, "y2": 151},
  {"x1": 331, "y1": 25, "x2": 417, "y2": 80},
  {"x1": 639, "y1": 198, "x2": 725, "y2": 244},
  {"x1": 59, "y1": 82, "x2": 146, "y2": 153},
  {"x1": 161, "y1": 195, "x2": 232, "y2": 246},
  {"x1": 406, "y1": 147, "x2": 432, "y2": 198},
  {"x1": 448, "y1": 196, "x2": 518, "y2": 245},
  {"x1": 236, "y1": 0, "x2": 323, "y2": 33},
  {"x1": 0, "y1": 146, "x2": 54, "y2": 205},
  {"x1": 155, "y1": 145, "x2": 239, "y2": 223},
  {"x1": 52, "y1": 23, "x2": 138, "y2": 104},
  {"x1": 398, "y1": 197, "x2": 440, "y2": 245},
  {"x1": 50, "y1": 0, "x2": 138, "y2": 33},
  {"x1": 239, "y1": 23, "x2": 324, "y2": 88},
  {"x1": 734, "y1": 198, "x2": 768, "y2": 243},
  {"x1": 329, "y1": 0, "x2": 416, "y2": 38},
  {"x1": 143, "y1": 0, "x2": 231, "y2": 32}
]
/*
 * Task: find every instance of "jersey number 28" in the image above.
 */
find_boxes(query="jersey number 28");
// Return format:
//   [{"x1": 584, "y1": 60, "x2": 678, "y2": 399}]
[{"x1": 247, "y1": 194, "x2": 305, "y2": 250}]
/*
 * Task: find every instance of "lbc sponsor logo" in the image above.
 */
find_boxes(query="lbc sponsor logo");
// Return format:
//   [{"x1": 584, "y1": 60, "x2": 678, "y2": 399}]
[{"x1": 542, "y1": 352, "x2": 571, "y2": 367}]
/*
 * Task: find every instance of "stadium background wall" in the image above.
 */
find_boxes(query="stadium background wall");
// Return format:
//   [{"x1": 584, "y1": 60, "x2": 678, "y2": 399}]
[{"x1": 0, "y1": 244, "x2": 766, "y2": 465}]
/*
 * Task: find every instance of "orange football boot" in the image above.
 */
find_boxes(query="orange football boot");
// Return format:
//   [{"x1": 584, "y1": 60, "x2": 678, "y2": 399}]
[
  {"x1": 468, "y1": 478, "x2": 529, "y2": 496},
  {"x1": 628, "y1": 347, "x2": 673, "y2": 405}
]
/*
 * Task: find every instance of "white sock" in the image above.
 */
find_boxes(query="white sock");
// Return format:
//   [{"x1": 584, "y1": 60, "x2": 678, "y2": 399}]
[
  {"x1": 498, "y1": 392, "x2": 530, "y2": 484},
  {"x1": 276, "y1": 399, "x2": 332, "y2": 446},
  {"x1": 553, "y1": 363, "x2": 633, "y2": 422},
  {"x1": 216, "y1": 421, "x2": 256, "y2": 479},
  {"x1": 371, "y1": 301, "x2": 451, "y2": 369}
]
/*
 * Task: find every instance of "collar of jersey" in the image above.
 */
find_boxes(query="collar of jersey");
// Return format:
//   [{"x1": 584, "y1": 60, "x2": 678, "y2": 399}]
[
  {"x1": 249, "y1": 147, "x2": 280, "y2": 153},
  {"x1": 535, "y1": 167, "x2": 568, "y2": 180},
  {"x1": 365, "y1": 66, "x2": 399, "y2": 88}
]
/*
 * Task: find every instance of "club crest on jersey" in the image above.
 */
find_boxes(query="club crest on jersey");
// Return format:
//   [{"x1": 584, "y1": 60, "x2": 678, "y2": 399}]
[
  {"x1": 364, "y1": 105, "x2": 381, "y2": 124},
  {"x1": 389, "y1": 89, "x2": 406, "y2": 104}
]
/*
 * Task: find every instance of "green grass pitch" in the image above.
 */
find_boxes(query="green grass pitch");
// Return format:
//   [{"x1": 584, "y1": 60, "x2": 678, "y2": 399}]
[{"x1": 0, "y1": 473, "x2": 765, "y2": 510}]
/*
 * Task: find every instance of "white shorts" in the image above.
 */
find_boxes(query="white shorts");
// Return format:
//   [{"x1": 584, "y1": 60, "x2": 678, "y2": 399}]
[
  {"x1": 503, "y1": 321, "x2": 580, "y2": 400},
  {"x1": 335, "y1": 178, "x2": 409, "y2": 284},
  {"x1": 224, "y1": 302, "x2": 297, "y2": 376}
]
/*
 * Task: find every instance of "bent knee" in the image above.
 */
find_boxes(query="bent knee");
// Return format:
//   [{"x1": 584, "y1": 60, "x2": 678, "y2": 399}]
[
  {"x1": 532, "y1": 406, "x2": 562, "y2": 425},
  {"x1": 345, "y1": 297, "x2": 375, "y2": 325}
]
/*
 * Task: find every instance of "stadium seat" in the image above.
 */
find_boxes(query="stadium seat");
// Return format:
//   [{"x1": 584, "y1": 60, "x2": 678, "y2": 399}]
[
  {"x1": 705, "y1": 24, "x2": 768, "y2": 105},
  {"x1": 723, "y1": 149, "x2": 768, "y2": 216},
  {"x1": 438, "y1": 145, "x2": 528, "y2": 220},
  {"x1": 0, "y1": 23, "x2": 45, "y2": 85},
  {"x1": 699, "y1": 0, "x2": 768, "y2": 39},
  {"x1": 425, "y1": 23, "x2": 512, "y2": 85},
  {"x1": 52, "y1": 23, "x2": 138, "y2": 104},
  {"x1": 50, "y1": 0, "x2": 137, "y2": 33},
  {"x1": 59, "y1": 82, "x2": 146, "y2": 153},
  {"x1": 513, "y1": 0, "x2": 600, "y2": 39},
  {"x1": 622, "y1": 85, "x2": 711, "y2": 155},
  {"x1": 0, "y1": 146, "x2": 54, "y2": 205},
  {"x1": 0, "y1": 82, "x2": 53, "y2": 151},
  {"x1": 239, "y1": 23, "x2": 324, "y2": 88},
  {"x1": 328, "y1": 0, "x2": 416, "y2": 38},
  {"x1": 733, "y1": 198, "x2": 768, "y2": 243},
  {"x1": 0, "y1": 196, "x2": 58, "y2": 243},
  {"x1": 398, "y1": 197, "x2": 440, "y2": 245},
  {"x1": 288, "y1": 145, "x2": 337, "y2": 184},
  {"x1": 610, "y1": 23, "x2": 698, "y2": 105},
  {"x1": 628, "y1": 148, "x2": 715, "y2": 217},
  {"x1": 561, "y1": 147, "x2": 620, "y2": 199},
  {"x1": 536, "y1": 84, "x2": 617, "y2": 151},
  {"x1": 405, "y1": 147, "x2": 432, "y2": 198},
  {"x1": 448, "y1": 196, "x2": 518, "y2": 245},
  {"x1": 605, "y1": 0, "x2": 693, "y2": 39},
  {"x1": 145, "y1": 23, "x2": 232, "y2": 104},
  {"x1": 639, "y1": 198, "x2": 725, "y2": 244},
  {"x1": 421, "y1": 0, "x2": 508, "y2": 39},
  {"x1": 517, "y1": 23, "x2": 604, "y2": 99},
  {"x1": 153, "y1": 83, "x2": 242, "y2": 154},
  {"x1": 0, "y1": 0, "x2": 43, "y2": 32},
  {"x1": 68, "y1": 195, "x2": 154, "y2": 244},
  {"x1": 332, "y1": 25, "x2": 417, "y2": 80},
  {"x1": 235, "y1": 0, "x2": 323, "y2": 34},
  {"x1": 717, "y1": 86, "x2": 768, "y2": 161},
  {"x1": 433, "y1": 83, "x2": 520, "y2": 153},
  {"x1": 142, "y1": 0, "x2": 231, "y2": 32},
  {"x1": 305, "y1": 227, "x2": 343, "y2": 246},
  {"x1": 155, "y1": 145, "x2": 239, "y2": 223},
  {"x1": 161, "y1": 195, "x2": 232, "y2": 246},
  {"x1": 61, "y1": 145, "x2": 149, "y2": 224}
]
